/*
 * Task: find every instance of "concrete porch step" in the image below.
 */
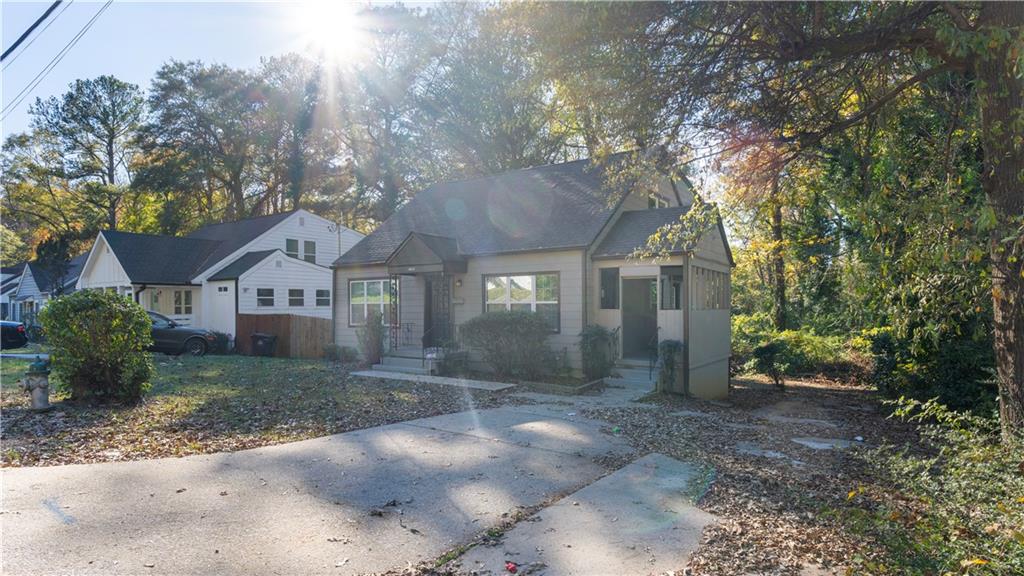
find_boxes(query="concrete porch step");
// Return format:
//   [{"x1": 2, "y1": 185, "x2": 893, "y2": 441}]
[
  {"x1": 381, "y1": 355, "x2": 427, "y2": 368},
  {"x1": 371, "y1": 364, "x2": 430, "y2": 375}
]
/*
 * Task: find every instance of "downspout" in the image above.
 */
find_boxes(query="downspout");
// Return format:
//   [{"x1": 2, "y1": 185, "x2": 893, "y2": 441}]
[{"x1": 133, "y1": 284, "x2": 147, "y2": 305}]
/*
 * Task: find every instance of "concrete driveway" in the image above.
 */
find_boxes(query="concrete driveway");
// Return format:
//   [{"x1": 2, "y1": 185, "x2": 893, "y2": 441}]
[{"x1": 1, "y1": 404, "x2": 634, "y2": 575}]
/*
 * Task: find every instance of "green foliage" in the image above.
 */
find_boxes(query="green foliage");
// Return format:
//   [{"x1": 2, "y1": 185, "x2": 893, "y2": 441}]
[
  {"x1": 866, "y1": 327, "x2": 996, "y2": 412},
  {"x1": 656, "y1": 339, "x2": 684, "y2": 393},
  {"x1": 848, "y1": 398, "x2": 1024, "y2": 574},
  {"x1": 459, "y1": 310, "x2": 555, "y2": 379},
  {"x1": 436, "y1": 350, "x2": 470, "y2": 377},
  {"x1": 356, "y1": 311, "x2": 385, "y2": 367},
  {"x1": 39, "y1": 290, "x2": 153, "y2": 404},
  {"x1": 578, "y1": 324, "x2": 614, "y2": 381},
  {"x1": 748, "y1": 340, "x2": 789, "y2": 388}
]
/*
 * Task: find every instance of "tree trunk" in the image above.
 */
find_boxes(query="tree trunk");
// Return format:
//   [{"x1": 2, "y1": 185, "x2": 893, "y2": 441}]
[
  {"x1": 977, "y1": 2, "x2": 1024, "y2": 440},
  {"x1": 770, "y1": 172, "x2": 786, "y2": 331}
]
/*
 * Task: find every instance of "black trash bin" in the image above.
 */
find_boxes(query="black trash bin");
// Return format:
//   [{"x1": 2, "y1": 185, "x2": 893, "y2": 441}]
[{"x1": 251, "y1": 332, "x2": 278, "y2": 357}]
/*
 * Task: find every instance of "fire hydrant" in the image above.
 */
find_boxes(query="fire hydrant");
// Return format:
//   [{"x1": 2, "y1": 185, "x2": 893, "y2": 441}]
[{"x1": 19, "y1": 355, "x2": 52, "y2": 411}]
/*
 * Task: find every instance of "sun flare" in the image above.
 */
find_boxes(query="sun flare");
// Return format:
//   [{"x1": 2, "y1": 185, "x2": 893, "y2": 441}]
[{"x1": 288, "y1": 1, "x2": 371, "y2": 63}]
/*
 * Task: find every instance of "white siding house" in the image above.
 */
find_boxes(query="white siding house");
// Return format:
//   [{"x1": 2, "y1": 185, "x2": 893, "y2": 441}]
[{"x1": 75, "y1": 209, "x2": 362, "y2": 344}]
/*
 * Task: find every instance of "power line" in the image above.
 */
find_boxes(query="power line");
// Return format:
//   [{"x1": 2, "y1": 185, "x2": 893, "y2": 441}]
[
  {"x1": 1, "y1": 1, "x2": 63, "y2": 62},
  {"x1": 1, "y1": 0, "x2": 113, "y2": 122},
  {"x1": 3, "y1": 0, "x2": 75, "y2": 71}
]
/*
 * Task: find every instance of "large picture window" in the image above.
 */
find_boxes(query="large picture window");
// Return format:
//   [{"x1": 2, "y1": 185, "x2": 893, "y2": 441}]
[
  {"x1": 484, "y1": 273, "x2": 560, "y2": 331},
  {"x1": 349, "y1": 279, "x2": 395, "y2": 326}
]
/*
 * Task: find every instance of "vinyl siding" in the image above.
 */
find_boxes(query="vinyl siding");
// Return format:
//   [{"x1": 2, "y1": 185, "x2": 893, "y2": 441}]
[
  {"x1": 77, "y1": 236, "x2": 132, "y2": 289},
  {"x1": 454, "y1": 249, "x2": 586, "y2": 369},
  {"x1": 237, "y1": 255, "x2": 333, "y2": 319},
  {"x1": 195, "y1": 211, "x2": 361, "y2": 282},
  {"x1": 333, "y1": 266, "x2": 422, "y2": 352}
]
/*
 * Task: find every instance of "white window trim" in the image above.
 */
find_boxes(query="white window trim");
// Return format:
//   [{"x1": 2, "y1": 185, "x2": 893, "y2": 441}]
[
  {"x1": 484, "y1": 273, "x2": 560, "y2": 332},
  {"x1": 285, "y1": 238, "x2": 299, "y2": 259},
  {"x1": 288, "y1": 288, "x2": 304, "y2": 307},
  {"x1": 173, "y1": 290, "x2": 193, "y2": 315},
  {"x1": 303, "y1": 240, "x2": 316, "y2": 264},
  {"x1": 348, "y1": 279, "x2": 396, "y2": 326},
  {"x1": 315, "y1": 289, "x2": 331, "y2": 307},
  {"x1": 257, "y1": 288, "x2": 275, "y2": 307}
]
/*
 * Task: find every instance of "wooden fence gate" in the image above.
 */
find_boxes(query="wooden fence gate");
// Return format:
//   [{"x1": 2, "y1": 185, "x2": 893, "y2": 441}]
[{"x1": 235, "y1": 314, "x2": 331, "y2": 359}]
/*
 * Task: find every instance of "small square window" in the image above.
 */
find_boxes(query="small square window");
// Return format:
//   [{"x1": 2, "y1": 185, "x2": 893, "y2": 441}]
[
  {"x1": 257, "y1": 288, "x2": 274, "y2": 307},
  {"x1": 316, "y1": 289, "x2": 330, "y2": 307},
  {"x1": 289, "y1": 289, "x2": 304, "y2": 307},
  {"x1": 217, "y1": 286, "x2": 228, "y2": 293}
]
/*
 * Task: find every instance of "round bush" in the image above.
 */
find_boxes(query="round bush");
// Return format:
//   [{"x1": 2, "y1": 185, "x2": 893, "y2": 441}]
[{"x1": 39, "y1": 290, "x2": 154, "y2": 404}]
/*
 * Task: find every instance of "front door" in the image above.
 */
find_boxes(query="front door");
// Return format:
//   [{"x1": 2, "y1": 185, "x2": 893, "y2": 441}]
[
  {"x1": 621, "y1": 278, "x2": 657, "y2": 359},
  {"x1": 422, "y1": 275, "x2": 449, "y2": 347}
]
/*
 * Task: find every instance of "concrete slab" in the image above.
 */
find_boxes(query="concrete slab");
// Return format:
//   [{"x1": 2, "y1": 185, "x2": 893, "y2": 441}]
[
  {"x1": 735, "y1": 442, "x2": 805, "y2": 467},
  {"x1": 456, "y1": 453, "x2": 716, "y2": 576},
  {"x1": 791, "y1": 437, "x2": 854, "y2": 450},
  {"x1": 1, "y1": 406, "x2": 631, "y2": 575},
  {"x1": 352, "y1": 370, "x2": 516, "y2": 391}
]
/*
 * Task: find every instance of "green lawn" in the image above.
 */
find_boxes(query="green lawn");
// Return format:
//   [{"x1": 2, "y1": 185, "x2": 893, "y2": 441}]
[{"x1": 1, "y1": 354, "x2": 514, "y2": 467}]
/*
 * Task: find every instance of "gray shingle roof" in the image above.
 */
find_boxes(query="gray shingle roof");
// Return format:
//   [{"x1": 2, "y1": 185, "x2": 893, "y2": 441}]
[
  {"x1": 101, "y1": 230, "x2": 220, "y2": 285},
  {"x1": 592, "y1": 206, "x2": 691, "y2": 258},
  {"x1": 186, "y1": 211, "x2": 294, "y2": 274},
  {"x1": 98, "y1": 211, "x2": 296, "y2": 285},
  {"x1": 207, "y1": 250, "x2": 278, "y2": 281},
  {"x1": 27, "y1": 252, "x2": 88, "y2": 293},
  {"x1": 335, "y1": 157, "x2": 631, "y2": 267}
]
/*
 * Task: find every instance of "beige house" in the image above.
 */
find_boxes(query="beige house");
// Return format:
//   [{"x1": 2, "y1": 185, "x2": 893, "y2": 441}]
[{"x1": 333, "y1": 157, "x2": 733, "y2": 398}]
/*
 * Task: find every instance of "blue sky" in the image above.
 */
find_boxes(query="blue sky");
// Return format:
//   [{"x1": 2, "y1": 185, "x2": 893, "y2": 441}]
[{"x1": 1, "y1": 1, "x2": 323, "y2": 137}]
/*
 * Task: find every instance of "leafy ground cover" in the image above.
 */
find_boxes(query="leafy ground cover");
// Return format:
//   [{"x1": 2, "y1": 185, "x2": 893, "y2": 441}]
[
  {"x1": 1, "y1": 355, "x2": 522, "y2": 467},
  {"x1": 583, "y1": 377, "x2": 922, "y2": 576}
]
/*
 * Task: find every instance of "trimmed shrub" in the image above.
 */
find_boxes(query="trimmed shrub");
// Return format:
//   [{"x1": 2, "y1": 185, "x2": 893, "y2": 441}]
[
  {"x1": 39, "y1": 290, "x2": 153, "y2": 404},
  {"x1": 657, "y1": 339, "x2": 684, "y2": 393},
  {"x1": 356, "y1": 310, "x2": 385, "y2": 367},
  {"x1": 578, "y1": 324, "x2": 614, "y2": 381},
  {"x1": 459, "y1": 310, "x2": 555, "y2": 379}
]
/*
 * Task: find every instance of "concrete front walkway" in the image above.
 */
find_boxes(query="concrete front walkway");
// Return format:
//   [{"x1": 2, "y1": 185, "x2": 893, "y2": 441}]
[{"x1": 1, "y1": 404, "x2": 635, "y2": 575}]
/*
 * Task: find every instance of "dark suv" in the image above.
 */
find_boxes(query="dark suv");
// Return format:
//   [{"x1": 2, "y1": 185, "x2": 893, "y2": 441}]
[
  {"x1": 147, "y1": 312, "x2": 216, "y2": 356},
  {"x1": 0, "y1": 320, "x2": 28, "y2": 350}
]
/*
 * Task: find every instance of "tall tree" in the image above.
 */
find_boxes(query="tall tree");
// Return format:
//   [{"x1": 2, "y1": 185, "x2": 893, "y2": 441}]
[
  {"x1": 531, "y1": 2, "x2": 1024, "y2": 437},
  {"x1": 29, "y1": 76, "x2": 145, "y2": 229}
]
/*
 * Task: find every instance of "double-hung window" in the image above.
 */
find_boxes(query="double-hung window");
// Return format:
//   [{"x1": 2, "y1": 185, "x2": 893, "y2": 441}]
[
  {"x1": 257, "y1": 288, "x2": 274, "y2": 307},
  {"x1": 285, "y1": 238, "x2": 299, "y2": 259},
  {"x1": 349, "y1": 279, "x2": 395, "y2": 326},
  {"x1": 288, "y1": 289, "x2": 304, "y2": 307},
  {"x1": 484, "y1": 273, "x2": 560, "y2": 331},
  {"x1": 315, "y1": 289, "x2": 331, "y2": 307},
  {"x1": 173, "y1": 290, "x2": 193, "y2": 315},
  {"x1": 303, "y1": 241, "x2": 316, "y2": 263}
]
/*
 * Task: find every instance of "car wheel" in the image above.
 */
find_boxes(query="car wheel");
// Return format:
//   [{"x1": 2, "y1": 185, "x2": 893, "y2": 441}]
[{"x1": 186, "y1": 338, "x2": 207, "y2": 357}]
